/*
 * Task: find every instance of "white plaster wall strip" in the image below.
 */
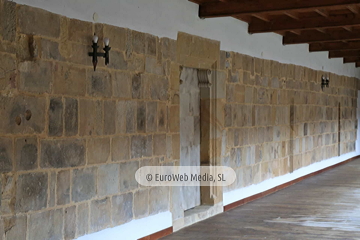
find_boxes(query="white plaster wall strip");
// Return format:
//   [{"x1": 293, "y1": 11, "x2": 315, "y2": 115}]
[
  {"x1": 75, "y1": 211, "x2": 172, "y2": 240},
  {"x1": 13, "y1": 0, "x2": 360, "y2": 78},
  {"x1": 223, "y1": 151, "x2": 359, "y2": 206}
]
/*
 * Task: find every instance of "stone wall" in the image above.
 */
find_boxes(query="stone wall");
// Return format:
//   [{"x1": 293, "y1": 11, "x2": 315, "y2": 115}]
[
  {"x1": 0, "y1": 1, "x2": 178, "y2": 239},
  {"x1": 0, "y1": 0, "x2": 358, "y2": 239},
  {"x1": 222, "y1": 52, "x2": 358, "y2": 192}
]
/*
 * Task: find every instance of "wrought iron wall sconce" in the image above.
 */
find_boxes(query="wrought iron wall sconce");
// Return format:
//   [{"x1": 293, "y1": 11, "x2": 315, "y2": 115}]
[
  {"x1": 321, "y1": 75, "x2": 330, "y2": 91},
  {"x1": 88, "y1": 34, "x2": 111, "y2": 71}
]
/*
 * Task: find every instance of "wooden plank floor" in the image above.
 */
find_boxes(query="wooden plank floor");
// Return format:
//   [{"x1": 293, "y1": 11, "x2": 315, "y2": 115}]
[{"x1": 163, "y1": 159, "x2": 360, "y2": 239}]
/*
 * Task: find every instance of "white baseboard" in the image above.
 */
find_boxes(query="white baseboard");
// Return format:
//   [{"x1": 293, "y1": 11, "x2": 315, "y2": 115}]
[
  {"x1": 223, "y1": 151, "x2": 359, "y2": 206},
  {"x1": 75, "y1": 211, "x2": 172, "y2": 240}
]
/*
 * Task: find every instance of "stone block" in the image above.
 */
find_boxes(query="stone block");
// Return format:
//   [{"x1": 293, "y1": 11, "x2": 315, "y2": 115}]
[
  {"x1": 131, "y1": 135, "x2": 152, "y2": 159},
  {"x1": 169, "y1": 105, "x2": 180, "y2": 132},
  {"x1": 244, "y1": 86, "x2": 254, "y2": 104},
  {"x1": 40, "y1": 38, "x2": 63, "y2": 60},
  {"x1": 77, "y1": 203, "x2": 89, "y2": 237},
  {"x1": 87, "y1": 69, "x2": 112, "y2": 97},
  {"x1": 64, "y1": 98, "x2": 78, "y2": 136},
  {"x1": 28, "y1": 209, "x2": 63, "y2": 240},
  {"x1": 172, "y1": 134, "x2": 180, "y2": 159},
  {"x1": 2, "y1": 173, "x2": 14, "y2": 201},
  {"x1": 128, "y1": 53, "x2": 145, "y2": 72},
  {"x1": 230, "y1": 148, "x2": 242, "y2": 167},
  {"x1": 56, "y1": 170, "x2": 70, "y2": 205},
  {"x1": 18, "y1": 5, "x2": 60, "y2": 38},
  {"x1": 109, "y1": 50, "x2": 128, "y2": 70},
  {"x1": 187, "y1": 34, "x2": 220, "y2": 61},
  {"x1": 41, "y1": 139, "x2": 85, "y2": 168},
  {"x1": 166, "y1": 135, "x2": 173, "y2": 159},
  {"x1": 64, "y1": 42, "x2": 92, "y2": 66},
  {"x1": 19, "y1": 61, "x2": 52, "y2": 94},
  {"x1": 233, "y1": 105, "x2": 252, "y2": 127},
  {"x1": 161, "y1": 38, "x2": 177, "y2": 61},
  {"x1": 90, "y1": 197, "x2": 111, "y2": 232},
  {"x1": 103, "y1": 25, "x2": 127, "y2": 51},
  {"x1": 68, "y1": 19, "x2": 93, "y2": 44},
  {"x1": 146, "y1": 34, "x2": 157, "y2": 56},
  {"x1": 0, "y1": 53, "x2": 16, "y2": 91},
  {"x1": 15, "y1": 34, "x2": 40, "y2": 62},
  {"x1": 72, "y1": 167, "x2": 96, "y2": 203},
  {"x1": 53, "y1": 63, "x2": 86, "y2": 96},
  {"x1": 132, "y1": 31, "x2": 145, "y2": 54},
  {"x1": 48, "y1": 97, "x2": 63, "y2": 136},
  {"x1": 15, "y1": 172, "x2": 48, "y2": 213},
  {"x1": 158, "y1": 102, "x2": 168, "y2": 132},
  {"x1": 104, "y1": 101, "x2": 116, "y2": 135},
  {"x1": 79, "y1": 99, "x2": 103, "y2": 136},
  {"x1": 0, "y1": 1, "x2": 16, "y2": 41},
  {"x1": 226, "y1": 84, "x2": 234, "y2": 103},
  {"x1": 134, "y1": 189, "x2": 149, "y2": 219},
  {"x1": 3, "y1": 215, "x2": 27, "y2": 240},
  {"x1": 146, "y1": 102, "x2": 157, "y2": 133},
  {"x1": 170, "y1": 63, "x2": 180, "y2": 92},
  {"x1": 15, "y1": 137, "x2": 37, "y2": 171},
  {"x1": 145, "y1": 57, "x2": 165, "y2": 75},
  {"x1": 242, "y1": 55, "x2": 254, "y2": 74},
  {"x1": 149, "y1": 187, "x2": 169, "y2": 215},
  {"x1": 87, "y1": 138, "x2": 110, "y2": 164},
  {"x1": 137, "y1": 101, "x2": 146, "y2": 133},
  {"x1": 231, "y1": 52, "x2": 242, "y2": 70},
  {"x1": 225, "y1": 104, "x2": 232, "y2": 128},
  {"x1": 115, "y1": 101, "x2": 126, "y2": 133},
  {"x1": 120, "y1": 161, "x2": 139, "y2": 192},
  {"x1": 154, "y1": 134, "x2": 167, "y2": 156},
  {"x1": 0, "y1": 138, "x2": 13, "y2": 173},
  {"x1": 112, "y1": 136, "x2": 130, "y2": 161},
  {"x1": 229, "y1": 71, "x2": 239, "y2": 83},
  {"x1": 234, "y1": 85, "x2": 245, "y2": 103},
  {"x1": 112, "y1": 193, "x2": 133, "y2": 225},
  {"x1": 254, "y1": 58, "x2": 263, "y2": 75},
  {"x1": 113, "y1": 71, "x2": 132, "y2": 98},
  {"x1": 124, "y1": 101, "x2": 135, "y2": 133},
  {"x1": 98, "y1": 164, "x2": 120, "y2": 196},
  {"x1": 48, "y1": 172, "x2": 56, "y2": 207},
  {"x1": 132, "y1": 73, "x2": 143, "y2": 99},
  {"x1": 65, "y1": 206, "x2": 76, "y2": 240},
  {"x1": 149, "y1": 77, "x2": 169, "y2": 101},
  {"x1": 0, "y1": 37, "x2": 16, "y2": 54}
]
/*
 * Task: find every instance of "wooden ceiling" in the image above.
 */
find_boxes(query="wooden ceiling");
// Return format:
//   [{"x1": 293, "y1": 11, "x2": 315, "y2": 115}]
[{"x1": 190, "y1": 0, "x2": 360, "y2": 68}]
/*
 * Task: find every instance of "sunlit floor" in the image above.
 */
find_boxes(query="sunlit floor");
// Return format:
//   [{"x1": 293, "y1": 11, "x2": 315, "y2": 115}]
[{"x1": 163, "y1": 159, "x2": 360, "y2": 239}]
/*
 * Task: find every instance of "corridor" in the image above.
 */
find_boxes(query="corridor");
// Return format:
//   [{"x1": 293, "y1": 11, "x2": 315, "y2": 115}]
[{"x1": 163, "y1": 159, "x2": 360, "y2": 239}]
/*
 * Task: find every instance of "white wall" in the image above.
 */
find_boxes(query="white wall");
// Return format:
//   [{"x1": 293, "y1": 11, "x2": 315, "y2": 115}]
[{"x1": 13, "y1": 0, "x2": 360, "y2": 78}]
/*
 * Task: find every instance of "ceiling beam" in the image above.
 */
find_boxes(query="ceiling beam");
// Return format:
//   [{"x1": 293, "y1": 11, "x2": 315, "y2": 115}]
[
  {"x1": 249, "y1": 14, "x2": 360, "y2": 34},
  {"x1": 283, "y1": 30, "x2": 360, "y2": 45},
  {"x1": 284, "y1": 11, "x2": 300, "y2": 20},
  {"x1": 309, "y1": 41, "x2": 360, "y2": 51},
  {"x1": 343, "y1": 56, "x2": 360, "y2": 63},
  {"x1": 199, "y1": 0, "x2": 360, "y2": 18},
  {"x1": 329, "y1": 50, "x2": 360, "y2": 58},
  {"x1": 315, "y1": 9, "x2": 330, "y2": 18},
  {"x1": 347, "y1": 5, "x2": 360, "y2": 14}
]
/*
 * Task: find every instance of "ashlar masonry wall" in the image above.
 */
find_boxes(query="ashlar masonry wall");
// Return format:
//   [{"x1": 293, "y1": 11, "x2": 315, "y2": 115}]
[
  {"x1": 0, "y1": 1, "x2": 177, "y2": 239},
  {"x1": 0, "y1": 0, "x2": 358, "y2": 239},
  {"x1": 222, "y1": 53, "x2": 358, "y2": 192}
]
